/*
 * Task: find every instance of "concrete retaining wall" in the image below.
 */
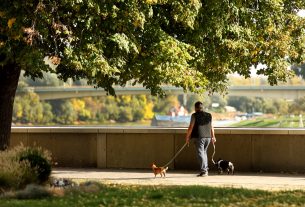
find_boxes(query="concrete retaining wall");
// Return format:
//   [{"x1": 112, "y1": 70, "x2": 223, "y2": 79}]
[{"x1": 11, "y1": 127, "x2": 305, "y2": 173}]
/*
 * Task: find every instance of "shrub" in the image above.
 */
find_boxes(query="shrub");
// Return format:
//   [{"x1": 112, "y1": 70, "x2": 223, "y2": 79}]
[
  {"x1": 0, "y1": 144, "x2": 52, "y2": 191},
  {"x1": 19, "y1": 148, "x2": 52, "y2": 183},
  {"x1": 0, "y1": 147, "x2": 34, "y2": 190}
]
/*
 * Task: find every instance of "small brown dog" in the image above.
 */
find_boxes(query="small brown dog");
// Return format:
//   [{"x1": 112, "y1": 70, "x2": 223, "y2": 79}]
[{"x1": 151, "y1": 163, "x2": 168, "y2": 178}]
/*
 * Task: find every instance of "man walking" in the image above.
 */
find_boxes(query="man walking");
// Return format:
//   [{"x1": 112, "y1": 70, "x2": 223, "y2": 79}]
[{"x1": 185, "y1": 101, "x2": 216, "y2": 177}]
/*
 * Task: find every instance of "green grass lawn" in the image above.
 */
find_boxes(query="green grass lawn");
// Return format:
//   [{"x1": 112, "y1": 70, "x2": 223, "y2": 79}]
[
  {"x1": 230, "y1": 116, "x2": 301, "y2": 128},
  {"x1": 1, "y1": 184, "x2": 305, "y2": 207}
]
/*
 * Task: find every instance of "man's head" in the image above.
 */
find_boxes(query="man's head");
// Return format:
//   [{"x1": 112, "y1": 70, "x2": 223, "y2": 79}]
[{"x1": 194, "y1": 101, "x2": 203, "y2": 112}]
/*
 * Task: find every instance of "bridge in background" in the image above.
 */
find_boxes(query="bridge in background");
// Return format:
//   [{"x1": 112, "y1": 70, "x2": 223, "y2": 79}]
[{"x1": 16, "y1": 85, "x2": 305, "y2": 100}]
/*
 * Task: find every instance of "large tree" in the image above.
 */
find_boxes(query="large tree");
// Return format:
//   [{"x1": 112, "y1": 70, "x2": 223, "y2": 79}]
[{"x1": 1, "y1": 0, "x2": 305, "y2": 150}]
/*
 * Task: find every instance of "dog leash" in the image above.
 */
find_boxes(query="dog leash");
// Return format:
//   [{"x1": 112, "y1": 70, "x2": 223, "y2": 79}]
[
  {"x1": 211, "y1": 140, "x2": 216, "y2": 164},
  {"x1": 162, "y1": 139, "x2": 216, "y2": 168},
  {"x1": 162, "y1": 142, "x2": 188, "y2": 168}
]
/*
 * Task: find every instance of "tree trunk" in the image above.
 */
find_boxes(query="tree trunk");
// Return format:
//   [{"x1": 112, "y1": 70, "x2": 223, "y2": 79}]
[{"x1": 0, "y1": 63, "x2": 21, "y2": 150}]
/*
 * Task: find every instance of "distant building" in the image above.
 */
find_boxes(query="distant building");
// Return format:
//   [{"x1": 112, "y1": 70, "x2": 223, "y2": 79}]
[
  {"x1": 225, "y1": 106, "x2": 237, "y2": 112},
  {"x1": 151, "y1": 115, "x2": 191, "y2": 127}
]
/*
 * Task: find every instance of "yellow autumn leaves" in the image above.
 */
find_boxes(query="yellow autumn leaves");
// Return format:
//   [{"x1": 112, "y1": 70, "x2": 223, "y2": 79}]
[
  {"x1": 0, "y1": 10, "x2": 16, "y2": 29},
  {"x1": 7, "y1": 17, "x2": 16, "y2": 29},
  {"x1": 0, "y1": 12, "x2": 16, "y2": 47}
]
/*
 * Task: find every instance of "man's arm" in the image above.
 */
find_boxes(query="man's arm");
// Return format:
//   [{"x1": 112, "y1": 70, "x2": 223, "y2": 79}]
[
  {"x1": 185, "y1": 115, "x2": 195, "y2": 143},
  {"x1": 211, "y1": 123, "x2": 216, "y2": 143}
]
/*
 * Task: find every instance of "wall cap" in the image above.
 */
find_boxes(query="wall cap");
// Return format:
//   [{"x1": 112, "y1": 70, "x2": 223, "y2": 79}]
[{"x1": 11, "y1": 127, "x2": 305, "y2": 135}]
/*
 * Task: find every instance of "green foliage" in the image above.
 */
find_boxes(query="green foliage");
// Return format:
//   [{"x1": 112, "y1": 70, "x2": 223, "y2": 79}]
[
  {"x1": 2, "y1": 0, "x2": 305, "y2": 149},
  {"x1": 153, "y1": 95, "x2": 180, "y2": 114},
  {"x1": 0, "y1": 149, "x2": 36, "y2": 190},
  {"x1": 185, "y1": 94, "x2": 210, "y2": 112},
  {"x1": 210, "y1": 95, "x2": 227, "y2": 113},
  {"x1": 0, "y1": 145, "x2": 52, "y2": 190},
  {"x1": 289, "y1": 96, "x2": 305, "y2": 114},
  {"x1": 228, "y1": 96, "x2": 289, "y2": 114},
  {"x1": 22, "y1": 72, "x2": 66, "y2": 87},
  {"x1": 1, "y1": 0, "x2": 305, "y2": 96},
  {"x1": 19, "y1": 148, "x2": 52, "y2": 184},
  {"x1": 50, "y1": 100, "x2": 77, "y2": 124},
  {"x1": 118, "y1": 106, "x2": 133, "y2": 122},
  {"x1": 13, "y1": 92, "x2": 53, "y2": 124},
  {"x1": 13, "y1": 84, "x2": 303, "y2": 126}
]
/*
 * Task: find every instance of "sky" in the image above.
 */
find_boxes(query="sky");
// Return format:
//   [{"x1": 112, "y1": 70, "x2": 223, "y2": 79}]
[{"x1": 297, "y1": 9, "x2": 305, "y2": 17}]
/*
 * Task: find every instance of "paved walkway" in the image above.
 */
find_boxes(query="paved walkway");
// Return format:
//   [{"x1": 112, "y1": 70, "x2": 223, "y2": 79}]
[{"x1": 52, "y1": 168, "x2": 305, "y2": 191}]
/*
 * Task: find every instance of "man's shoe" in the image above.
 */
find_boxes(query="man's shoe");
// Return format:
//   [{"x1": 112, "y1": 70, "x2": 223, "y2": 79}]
[{"x1": 197, "y1": 172, "x2": 208, "y2": 177}]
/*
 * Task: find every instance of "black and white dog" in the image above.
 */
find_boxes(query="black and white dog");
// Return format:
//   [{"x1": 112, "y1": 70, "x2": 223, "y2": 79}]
[{"x1": 215, "y1": 158, "x2": 234, "y2": 175}]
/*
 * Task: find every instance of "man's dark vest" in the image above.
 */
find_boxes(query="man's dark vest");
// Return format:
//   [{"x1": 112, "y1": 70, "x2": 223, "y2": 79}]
[{"x1": 191, "y1": 111, "x2": 212, "y2": 138}]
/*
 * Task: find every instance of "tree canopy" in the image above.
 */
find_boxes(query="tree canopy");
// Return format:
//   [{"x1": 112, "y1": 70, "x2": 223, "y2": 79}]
[
  {"x1": 1, "y1": 0, "x2": 305, "y2": 149},
  {"x1": 1, "y1": 0, "x2": 305, "y2": 95}
]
